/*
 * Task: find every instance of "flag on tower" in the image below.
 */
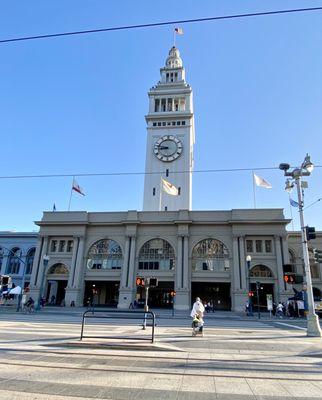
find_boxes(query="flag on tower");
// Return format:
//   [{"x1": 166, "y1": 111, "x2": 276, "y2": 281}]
[
  {"x1": 161, "y1": 178, "x2": 178, "y2": 196},
  {"x1": 253, "y1": 173, "x2": 272, "y2": 189},
  {"x1": 52, "y1": 203, "x2": 56, "y2": 212},
  {"x1": 174, "y1": 27, "x2": 184, "y2": 35},
  {"x1": 72, "y1": 178, "x2": 85, "y2": 196}
]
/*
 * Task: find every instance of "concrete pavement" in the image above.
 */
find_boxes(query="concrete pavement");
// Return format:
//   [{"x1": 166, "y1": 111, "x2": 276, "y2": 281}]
[{"x1": 0, "y1": 309, "x2": 322, "y2": 399}]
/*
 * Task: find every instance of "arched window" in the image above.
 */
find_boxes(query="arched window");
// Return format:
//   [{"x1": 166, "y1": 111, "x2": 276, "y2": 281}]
[
  {"x1": 25, "y1": 248, "x2": 36, "y2": 275},
  {"x1": 6, "y1": 248, "x2": 21, "y2": 274},
  {"x1": 192, "y1": 239, "x2": 230, "y2": 272},
  {"x1": 250, "y1": 265, "x2": 273, "y2": 278},
  {"x1": 138, "y1": 239, "x2": 175, "y2": 271},
  {"x1": 87, "y1": 239, "x2": 123, "y2": 270},
  {"x1": 48, "y1": 263, "x2": 69, "y2": 275}
]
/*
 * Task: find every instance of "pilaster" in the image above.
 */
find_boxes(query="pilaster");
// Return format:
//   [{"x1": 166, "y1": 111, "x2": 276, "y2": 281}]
[{"x1": 275, "y1": 235, "x2": 286, "y2": 296}]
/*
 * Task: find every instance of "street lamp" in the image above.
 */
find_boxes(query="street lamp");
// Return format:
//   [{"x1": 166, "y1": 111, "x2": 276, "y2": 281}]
[
  {"x1": 246, "y1": 255, "x2": 253, "y2": 316},
  {"x1": 36, "y1": 255, "x2": 50, "y2": 311},
  {"x1": 279, "y1": 154, "x2": 322, "y2": 337}
]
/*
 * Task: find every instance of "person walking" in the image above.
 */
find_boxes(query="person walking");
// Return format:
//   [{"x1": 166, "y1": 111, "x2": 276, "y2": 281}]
[{"x1": 276, "y1": 302, "x2": 284, "y2": 318}]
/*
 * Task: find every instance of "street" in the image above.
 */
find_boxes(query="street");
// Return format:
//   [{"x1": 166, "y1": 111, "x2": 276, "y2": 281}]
[{"x1": 0, "y1": 309, "x2": 322, "y2": 399}]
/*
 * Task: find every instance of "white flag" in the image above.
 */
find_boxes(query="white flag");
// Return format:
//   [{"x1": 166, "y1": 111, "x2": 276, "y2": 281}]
[
  {"x1": 162, "y1": 178, "x2": 178, "y2": 196},
  {"x1": 174, "y1": 27, "x2": 184, "y2": 35},
  {"x1": 72, "y1": 178, "x2": 85, "y2": 196},
  {"x1": 253, "y1": 173, "x2": 272, "y2": 189}
]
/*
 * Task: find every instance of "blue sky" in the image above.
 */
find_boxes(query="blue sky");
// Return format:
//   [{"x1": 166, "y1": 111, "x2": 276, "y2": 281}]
[{"x1": 0, "y1": 0, "x2": 322, "y2": 231}]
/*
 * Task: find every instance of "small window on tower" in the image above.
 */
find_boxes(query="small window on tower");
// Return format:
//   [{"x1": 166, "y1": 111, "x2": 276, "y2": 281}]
[
  {"x1": 182, "y1": 121, "x2": 186, "y2": 125},
  {"x1": 167, "y1": 98, "x2": 173, "y2": 111},
  {"x1": 174, "y1": 72, "x2": 178, "y2": 80},
  {"x1": 153, "y1": 122, "x2": 157, "y2": 127},
  {"x1": 167, "y1": 122, "x2": 171, "y2": 126},
  {"x1": 153, "y1": 188, "x2": 156, "y2": 196},
  {"x1": 166, "y1": 73, "x2": 169, "y2": 82},
  {"x1": 166, "y1": 169, "x2": 169, "y2": 177},
  {"x1": 174, "y1": 99, "x2": 179, "y2": 111},
  {"x1": 172, "y1": 122, "x2": 176, "y2": 126},
  {"x1": 177, "y1": 121, "x2": 180, "y2": 125},
  {"x1": 157, "y1": 122, "x2": 161, "y2": 126},
  {"x1": 162, "y1": 122, "x2": 166, "y2": 126},
  {"x1": 178, "y1": 187, "x2": 181, "y2": 195},
  {"x1": 154, "y1": 99, "x2": 160, "y2": 112},
  {"x1": 170, "y1": 72, "x2": 174, "y2": 82},
  {"x1": 179, "y1": 98, "x2": 186, "y2": 111},
  {"x1": 161, "y1": 98, "x2": 166, "y2": 112}
]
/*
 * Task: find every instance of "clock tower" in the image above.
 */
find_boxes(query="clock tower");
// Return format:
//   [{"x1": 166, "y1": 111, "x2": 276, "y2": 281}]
[{"x1": 143, "y1": 46, "x2": 195, "y2": 211}]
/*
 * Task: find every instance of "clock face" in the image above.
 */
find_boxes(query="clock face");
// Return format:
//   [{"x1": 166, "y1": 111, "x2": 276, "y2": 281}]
[{"x1": 154, "y1": 135, "x2": 183, "y2": 162}]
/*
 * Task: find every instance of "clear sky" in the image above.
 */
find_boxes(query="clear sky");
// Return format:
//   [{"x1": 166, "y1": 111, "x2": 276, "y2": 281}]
[{"x1": 0, "y1": 0, "x2": 322, "y2": 232}]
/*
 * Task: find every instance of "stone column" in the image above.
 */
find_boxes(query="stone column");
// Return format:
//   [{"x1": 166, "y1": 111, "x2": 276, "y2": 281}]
[
  {"x1": 29, "y1": 236, "x2": 44, "y2": 287},
  {"x1": 183, "y1": 236, "x2": 189, "y2": 290},
  {"x1": 275, "y1": 235, "x2": 286, "y2": 298},
  {"x1": 232, "y1": 235, "x2": 240, "y2": 291},
  {"x1": 175, "y1": 236, "x2": 183, "y2": 290},
  {"x1": 127, "y1": 236, "x2": 136, "y2": 289},
  {"x1": 281, "y1": 235, "x2": 290, "y2": 265},
  {"x1": 67, "y1": 237, "x2": 79, "y2": 288},
  {"x1": 239, "y1": 236, "x2": 247, "y2": 291},
  {"x1": 118, "y1": 236, "x2": 133, "y2": 309},
  {"x1": 29, "y1": 236, "x2": 48, "y2": 301},
  {"x1": 120, "y1": 236, "x2": 130, "y2": 289},
  {"x1": 72, "y1": 236, "x2": 85, "y2": 306},
  {"x1": 36, "y1": 236, "x2": 49, "y2": 287}
]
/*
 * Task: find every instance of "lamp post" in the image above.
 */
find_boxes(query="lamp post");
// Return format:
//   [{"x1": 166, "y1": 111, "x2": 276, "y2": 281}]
[
  {"x1": 246, "y1": 255, "x2": 253, "y2": 316},
  {"x1": 36, "y1": 255, "x2": 50, "y2": 311},
  {"x1": 279, "y1": 154, "x2": 322, "y2": 337}
]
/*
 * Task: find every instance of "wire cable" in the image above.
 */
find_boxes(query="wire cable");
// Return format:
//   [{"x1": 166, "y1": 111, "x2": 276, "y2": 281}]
[
  {"x1": 0, "y1": 165, "x2": 321, "y2": 180},
  {"x1": 1, "y1": 6, "x2": 322, "y2": 44},
  {"x1": 304, "y1": 198, "x2": 322, "y2": 210}
]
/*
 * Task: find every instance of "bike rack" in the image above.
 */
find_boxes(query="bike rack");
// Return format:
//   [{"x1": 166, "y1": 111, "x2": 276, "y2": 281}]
[{"x1": 80, "y1": 310, "x2": 156, "y2": 343}]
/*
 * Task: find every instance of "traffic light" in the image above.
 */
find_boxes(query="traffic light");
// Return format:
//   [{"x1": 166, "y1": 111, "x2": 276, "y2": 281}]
[
  {"x1": 305, "y1": 226, "x2": 316, "y2": 241},
  {"x1": 136, "y1": 277, "x2": 145, "y2": 287},
  {"x1": 149, "y1": 278, "x2": 158, "y2": 287},
  {"x1": 284, "y1": 273, "x2": 296, "y2": 284},
  {"x1": 313, "y1": 248, "x2": 322, "y2": 263}
]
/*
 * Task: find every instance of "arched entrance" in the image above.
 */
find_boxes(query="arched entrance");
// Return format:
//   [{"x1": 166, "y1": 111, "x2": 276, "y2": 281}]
[
  {"x1": 249, "y1": 265, "x2": 275, "y2": 310},
  {"x1": 84, "y1": 238, "x2": 123, "y2": 306},
  {"x1": 191, "y1": 238, "x2": 231, "y2": 310},
  {"x1": 137, "y1": 239, "x2": 175, "y2": 308},
  {"x1": 46, "y1": 263, "x2": 69, "y2": 306}
]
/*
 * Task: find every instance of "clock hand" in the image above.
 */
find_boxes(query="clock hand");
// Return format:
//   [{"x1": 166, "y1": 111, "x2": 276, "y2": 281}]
[{"x1": 159, "y1": 146, "x2": 169, "y2": 150}]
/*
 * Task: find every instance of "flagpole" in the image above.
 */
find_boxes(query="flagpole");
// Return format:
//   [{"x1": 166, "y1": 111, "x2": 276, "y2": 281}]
[
  {"x1": 288, "y1": 193, "x2": 295, "y2": 231},
  {"x1": 252, "y1": 171, "x2": 256, "y2": 209},
  {"x1": 173, "y1": 30, "x2": 176, "y2": 47},
  {"x1": 159, "y1": 177, "x2": 162, "y2": 211},
  {"x1": 68, "y1": 176, "x2": 74, "y2": 211}
]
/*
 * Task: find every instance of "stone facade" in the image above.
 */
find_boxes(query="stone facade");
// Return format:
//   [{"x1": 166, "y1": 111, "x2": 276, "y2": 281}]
[
  {"x1": 0, "y1": 232, "x2": 37, "y2": 288},
  {"x1": 27, "y1": 208, "x2": 322, "y2": 312}
]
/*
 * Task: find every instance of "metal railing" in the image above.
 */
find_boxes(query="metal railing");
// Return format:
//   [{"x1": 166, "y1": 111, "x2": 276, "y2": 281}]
[{"x1": 80, "y1": 309, "x2": 156, "y2": 343}]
